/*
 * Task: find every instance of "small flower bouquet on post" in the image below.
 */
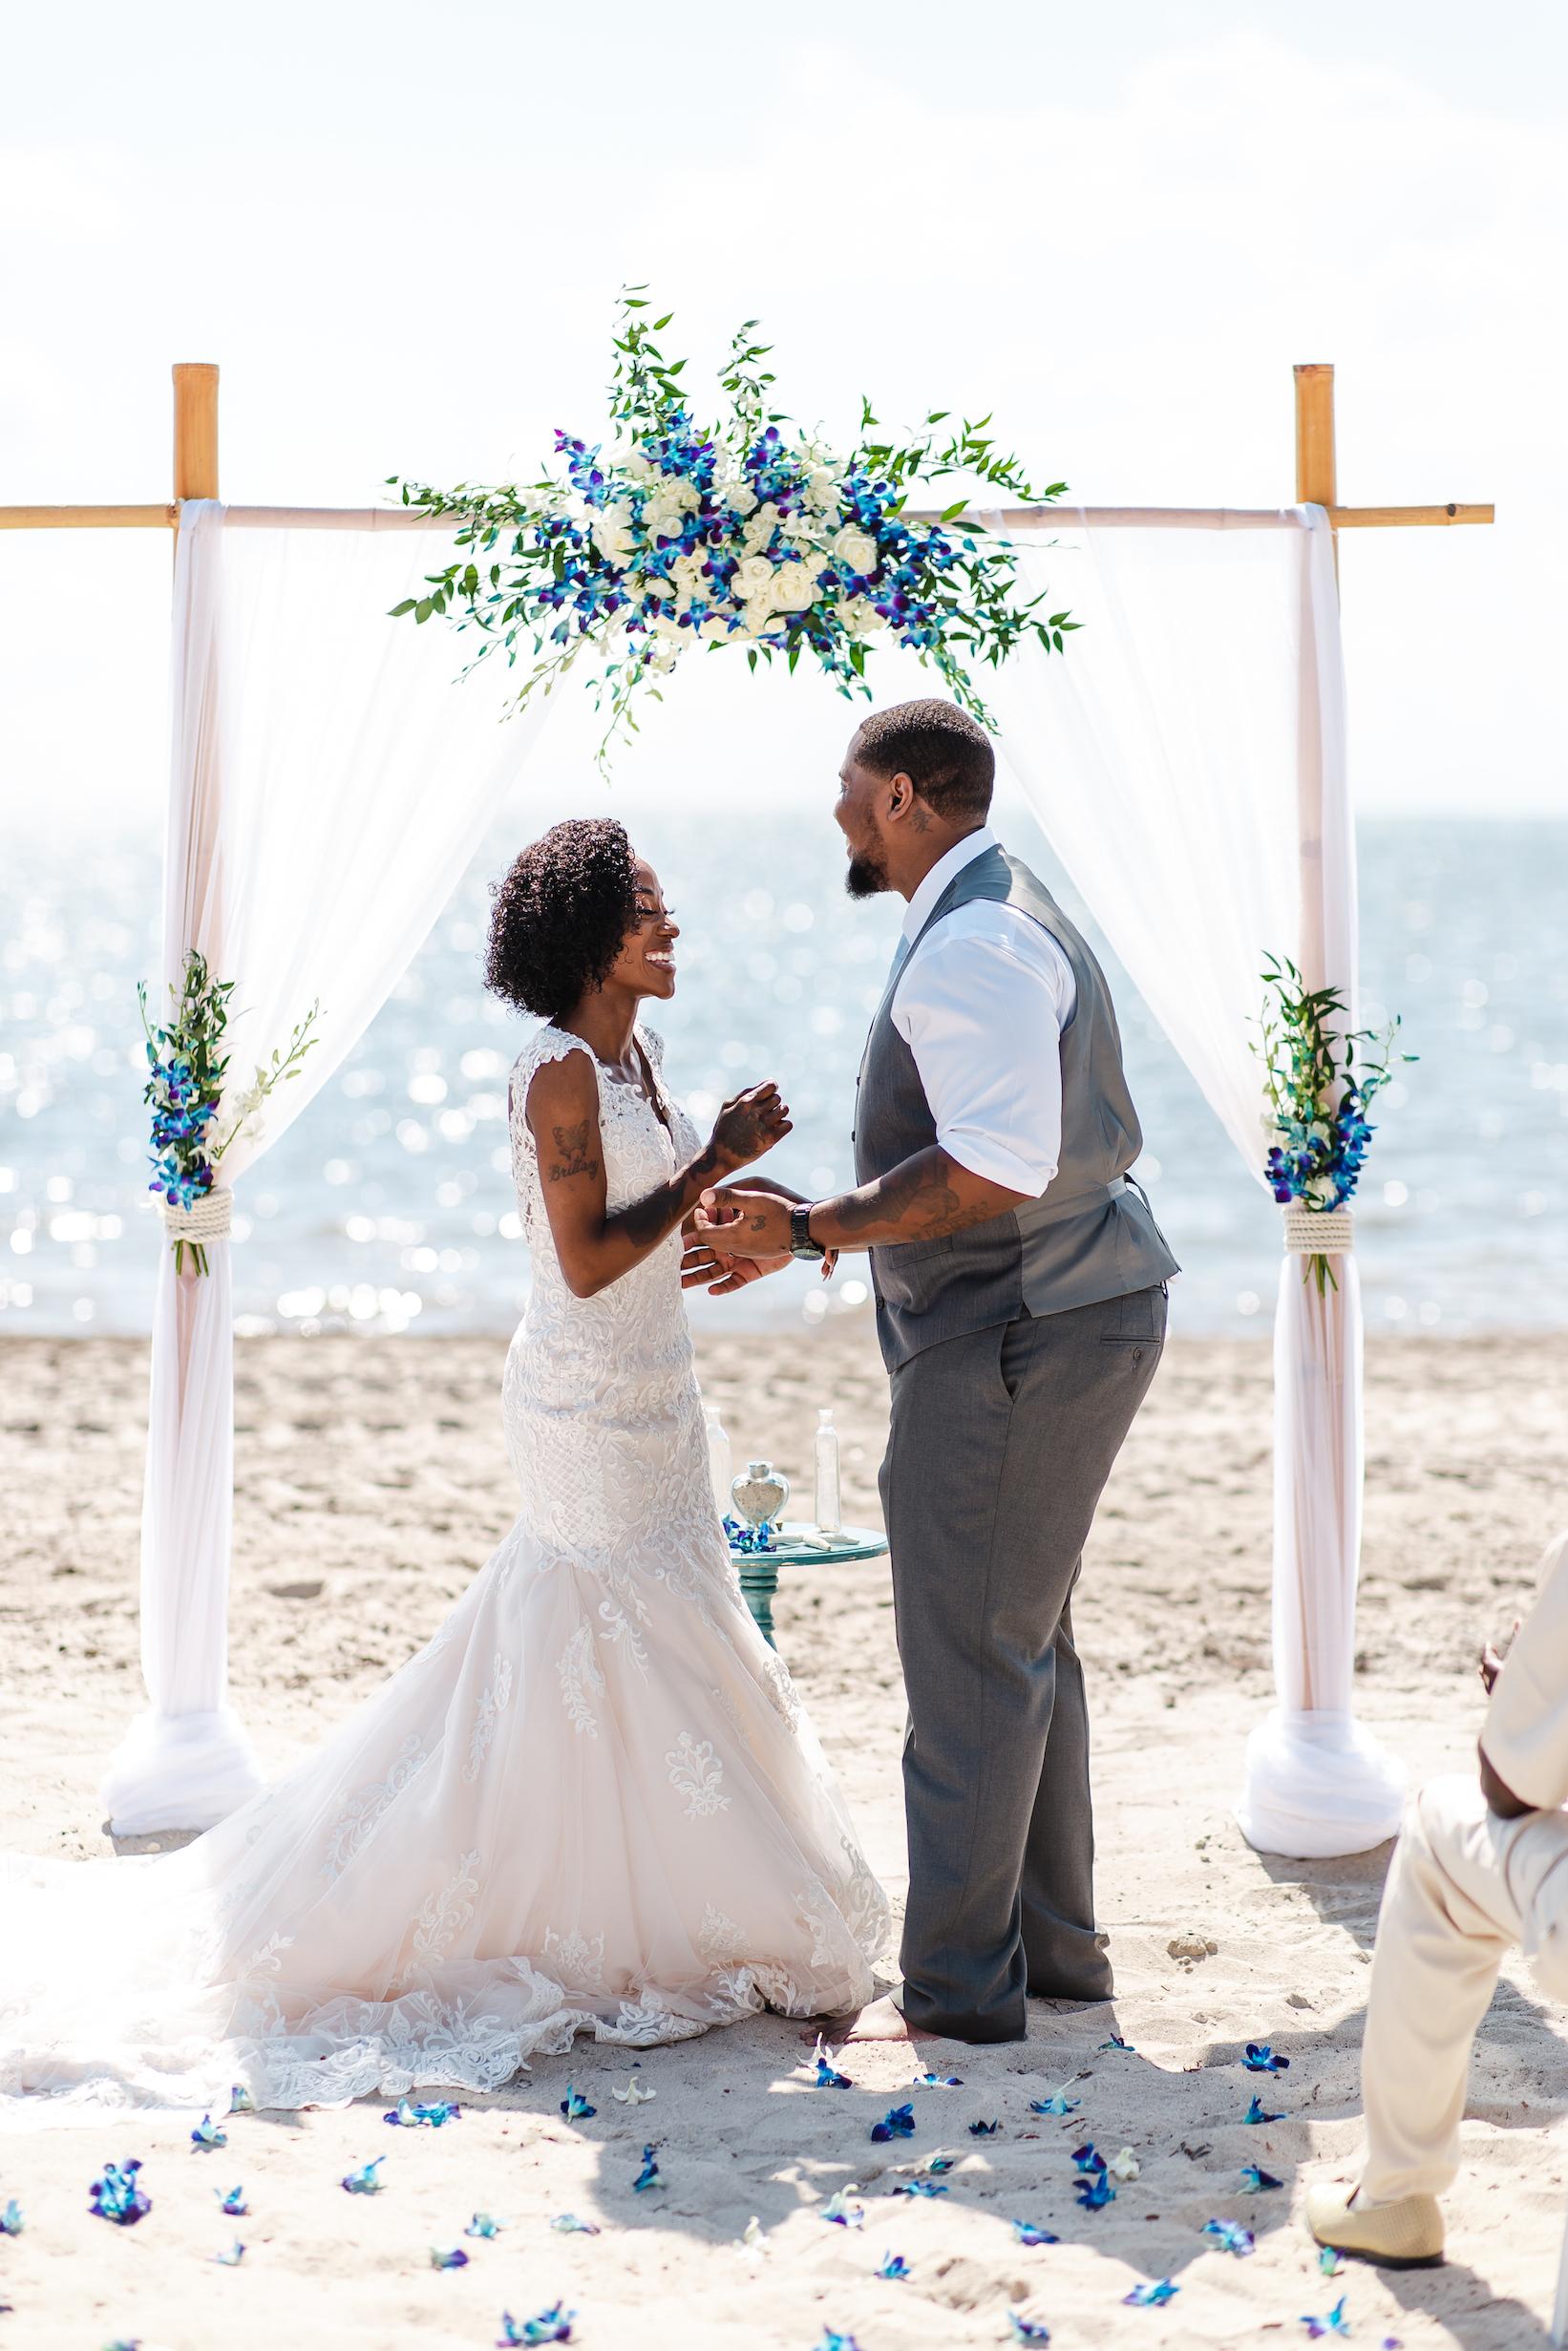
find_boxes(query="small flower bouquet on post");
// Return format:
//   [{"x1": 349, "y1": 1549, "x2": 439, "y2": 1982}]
[
  {"x1": 1256, "y1": 955, "x2": 1412, "y2": 1297},
  {"x1": 138, "y1": 951, "x2": 320, "y2": 1275}
]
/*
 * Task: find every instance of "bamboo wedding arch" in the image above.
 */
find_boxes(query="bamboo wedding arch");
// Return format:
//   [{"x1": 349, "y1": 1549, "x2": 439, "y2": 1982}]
[{"x1": 3, "y1": 362, "x2": 1493, "y2": 1851}]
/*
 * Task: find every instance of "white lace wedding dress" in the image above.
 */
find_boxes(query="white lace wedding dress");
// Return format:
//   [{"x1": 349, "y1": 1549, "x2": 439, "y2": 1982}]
[{"x1": 0, "y1": 1023, "x2": 888, "y2": 2120}]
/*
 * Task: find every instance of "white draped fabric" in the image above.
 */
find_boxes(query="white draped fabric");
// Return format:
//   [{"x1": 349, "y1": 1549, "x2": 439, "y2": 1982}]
[
  {"x1": 102, "y1": 504, "x2": 551, "y2": 1836},
  {"x1": 986, "y1": 505, "x2": 1407, "y2": 1858}
]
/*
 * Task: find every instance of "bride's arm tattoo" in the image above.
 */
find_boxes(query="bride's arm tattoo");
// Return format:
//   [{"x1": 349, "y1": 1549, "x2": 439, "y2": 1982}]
[{"x1": 545, "y1": 1119, "x2": 601, "y2": 1185}]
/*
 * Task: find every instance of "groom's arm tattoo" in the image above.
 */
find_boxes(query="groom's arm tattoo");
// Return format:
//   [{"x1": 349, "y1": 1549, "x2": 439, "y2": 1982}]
[{"x1": 816, "y1": 1148, "x2": 1026, "y2": 1248}]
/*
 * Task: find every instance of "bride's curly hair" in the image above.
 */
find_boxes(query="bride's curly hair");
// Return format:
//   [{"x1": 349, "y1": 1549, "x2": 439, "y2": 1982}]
[{"x1": 485, "y1": 817, "x2": 640, "y2": 1020}]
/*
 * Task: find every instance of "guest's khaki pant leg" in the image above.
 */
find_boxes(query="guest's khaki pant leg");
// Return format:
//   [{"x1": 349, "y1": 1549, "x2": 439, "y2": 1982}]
[{"x1": 1362, "y1": 1773, "x2": 1568, "y2": 2203}]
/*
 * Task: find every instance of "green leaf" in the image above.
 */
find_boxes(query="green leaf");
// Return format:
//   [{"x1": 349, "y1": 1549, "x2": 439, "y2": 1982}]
[{"x1": 388, "y1": 599, "x2": 417, "y2": 618}]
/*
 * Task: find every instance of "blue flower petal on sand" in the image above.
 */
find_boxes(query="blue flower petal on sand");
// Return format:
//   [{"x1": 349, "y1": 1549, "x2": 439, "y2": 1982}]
[
  {"x1": 877, "y1": 2252, "x2": 911, "y2": 2280},
  {"x1": 1071, "y1": 2143, "x2": 1108, "y2": 2176},
  {"x1": 914, "y1": 2070, "x2": 964, "y2": 2088},
  {"x1": 466, "y1": 2213, "x2": 506, "y2": 2238},
  {"x1": 633, "y1": 2146, "x2": 662, "y2": 2193},
  {"x1": 1011, "y1": 2220, "x2": 1060, "y2": 2247},
  {"x1": 386, "y1": 2096, "x2": 461, "y2": 2129},
  {"x1": 498, "y1": 2304, "x2": 577, "y2": 2346},
  {"x1": 228, "y1": 2085, "x2": 254, "y2": 2113},
  {"x1": 813, "y1": 2334, "x2": 865, "y2": 2351},
  {"x1": 431, "y1": 2245, "x2": 470, "y2": 2270},
  {"x1": 90, "y1": 2161, "x2": 151, "y2": 2226},
  {"x1": 1240, "y1": 2165, "x2": 1284, "y2": 2193},
  {"x1": 1202, "y1": 2217, "x2": 1255, "y2": 2257},
  {"x1": 340, "y1": 2158, "x2": 385, "y2": 2195},
  {"x1": 1319, "y1": 2246, "x2": 1345, "y2": 2277},
  {"x1": 1028, "y1": 2091, "x2": 1080, "y2": 2116},
  {"x1": 815, "y1": 2055, "x2": 855, "y2": 2089},
  {"x1": 558, "y1": 2087, "x2": 597, "y2": 2123},
  {"x1": 217, "y1": 2187, "x2": 249, "y2": 2217},
  {"x1": 1075, "y1": 2173, "x2": 1115, "y2": 2211},
  {"x1": 1008, "y1": 2316, "x2": 1052, "y2": 2344},
  {"x1": 1243, "y1": 2044, "x2": 1291, "y2": 2073},
  {"x1": 0, "y1": 2199, "x2": 21, "y2": 2236},
  {"x1": 1243, "y1": 2094, "x2": 1285, "y2": 2125},
  {"x1": 214, "y1": 2238, "x2": 245, "y2": 2266},
  {"x1": 870, "y1": 2103, "x2": 917, "y2": 2144},
  {"x1": 551, "y1": 2213, "x2": 601, "y2": 2235},
  {"x1": 1301, "y1": 2297, "x2": 1351, "y2": 2340},
  {"x1": 821, "y1": 2187, "x2": 865, "y2": 2227},
  {"x1": 889, "y1": 2179, "x2": 947, "y2": 2199},
  {"x1": 190, "y1": 2115, "x2": 227, "y2": 2152},
  {"x1": 1124, "y1": 2279, "x2": 1179, "y2": 2307},
  {"x1": 1098, "y1": 2034, "x2": 1134, "y2": 2053}
]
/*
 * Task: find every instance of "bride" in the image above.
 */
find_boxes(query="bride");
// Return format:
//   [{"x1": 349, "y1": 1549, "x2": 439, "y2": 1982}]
[{"x1": 0, "y1": 816, "x2": 888, "y2": 2117}]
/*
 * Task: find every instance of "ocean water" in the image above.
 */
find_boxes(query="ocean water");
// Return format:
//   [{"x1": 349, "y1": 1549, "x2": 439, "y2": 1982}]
[{"x1": 3, "y1": 802, "x2": 1566, "y2": 1342}]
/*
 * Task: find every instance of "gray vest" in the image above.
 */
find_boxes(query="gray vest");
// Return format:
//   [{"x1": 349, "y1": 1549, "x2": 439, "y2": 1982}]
[{"x1": 854, "y1": 843, "x2": 1178, "y2": 1369}]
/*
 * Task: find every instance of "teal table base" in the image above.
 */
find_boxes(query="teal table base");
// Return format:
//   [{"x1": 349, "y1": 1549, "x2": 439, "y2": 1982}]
[{"x1": 728, "y1": 1521, "x2": 889, "y2": 1648}]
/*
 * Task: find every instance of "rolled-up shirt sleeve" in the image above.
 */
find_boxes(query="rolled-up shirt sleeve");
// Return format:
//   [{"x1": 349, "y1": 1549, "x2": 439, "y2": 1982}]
[
  {"x1": 1483, "y1": 1528, "x2": 1568, "y2": 1811},
  {"x1": 891, "y1": 920, "x2": 1069, "y2": 1197}
]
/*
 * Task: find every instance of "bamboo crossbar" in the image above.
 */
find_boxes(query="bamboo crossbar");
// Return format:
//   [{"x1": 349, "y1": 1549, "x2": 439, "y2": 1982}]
[{"x1": 0, "y1": 499, "x2": 1495, "y2": 533}]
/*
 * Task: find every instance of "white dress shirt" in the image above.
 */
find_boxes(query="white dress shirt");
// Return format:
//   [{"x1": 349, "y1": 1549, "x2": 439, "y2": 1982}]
[{"x1": 890, "y1": 827, "x2": 1075, "y2": 1197}]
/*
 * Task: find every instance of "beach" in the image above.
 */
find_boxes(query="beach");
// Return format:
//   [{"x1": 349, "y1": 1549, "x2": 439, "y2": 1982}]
[{"x1": 3, "y1": 1323, "x2": 1566, "y2": 2349}]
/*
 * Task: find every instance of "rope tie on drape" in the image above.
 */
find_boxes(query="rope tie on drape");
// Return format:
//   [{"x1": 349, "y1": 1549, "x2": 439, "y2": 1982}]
[
  {"x1": 1282, "y1": 1206, "x2": 1354, "y2": 1256},
  {"x1": 159, "y1": 1189, "x2": 233, "y2": 1243}
]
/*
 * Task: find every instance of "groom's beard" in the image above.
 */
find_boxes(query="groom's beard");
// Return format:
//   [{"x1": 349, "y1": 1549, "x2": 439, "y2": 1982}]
[{"x1": 844, "y1": 847, "x2": 891, "y2": 900}]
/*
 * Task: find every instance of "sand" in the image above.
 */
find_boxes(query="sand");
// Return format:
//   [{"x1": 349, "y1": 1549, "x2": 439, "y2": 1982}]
[{"x1": 3, "y1": 1324, "x2": 1567, "y2": 2350}]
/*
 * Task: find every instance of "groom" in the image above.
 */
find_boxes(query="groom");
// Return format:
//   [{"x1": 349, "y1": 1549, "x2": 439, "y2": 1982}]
[{"x1": 691, "y1": 697, "x2": 1177, "y2": 2043}]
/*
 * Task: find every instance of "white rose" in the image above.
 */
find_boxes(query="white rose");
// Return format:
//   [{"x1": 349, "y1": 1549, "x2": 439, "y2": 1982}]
[
  {"x1": 721, "y1": 477, "x2": 759, "y2": 517},
  {"x1": 770, "y1": 561, "x2": 819, "y2": 613},
  {"x1": 590, "y1": 501, "x2": 637, "y2": 565},
  {"x1": 805, "y1": 466, "x2": 840, "y2": 513},
  {"x1": 621, "y1": 449, "x2": 652, "y2": 478},
  {"x1": 732, "y1": 555, "x2": 775, "y2": 603},
  {"x1": 740, "y1": 601, "x2": 781, "y2": 638},
  {"x1": 833, "y1": 526, "x2": 879, "y2": 578},
  {"x1": 697, "y1": 611, "x2": 732, "y2": 643}
]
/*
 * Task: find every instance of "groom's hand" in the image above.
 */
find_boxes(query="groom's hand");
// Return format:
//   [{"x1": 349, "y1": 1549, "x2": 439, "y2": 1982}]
[{"x1": 692, "y1": 1186, "x2": 793, "y2": 1261}]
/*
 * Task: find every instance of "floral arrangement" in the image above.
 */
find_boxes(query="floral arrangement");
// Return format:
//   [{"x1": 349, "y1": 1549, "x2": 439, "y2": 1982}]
[
  {"x1": 138, "y1": 949, "x2": 320, "y2": 1275},
  {"x1": 389, "y1": 290, "x2": 1074, "y2": 768},
  {"x1": 1257, "y1": 954, "x2": 1412, "y2": 1295}
]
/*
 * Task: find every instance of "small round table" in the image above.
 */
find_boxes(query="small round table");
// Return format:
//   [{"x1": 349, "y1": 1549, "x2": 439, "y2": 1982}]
[{"x1": 728, "y1": 1521, "x2": 889, "y2": 1649}]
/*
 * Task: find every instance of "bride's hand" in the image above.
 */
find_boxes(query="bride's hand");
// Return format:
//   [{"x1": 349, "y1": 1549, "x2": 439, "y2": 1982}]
[
  {"x1": 708, "y1": 1081, "x2": 792, "y2": 1176},
  {"x1": 680, "y1": 1235, "x2": 791, "y2": 1294}
]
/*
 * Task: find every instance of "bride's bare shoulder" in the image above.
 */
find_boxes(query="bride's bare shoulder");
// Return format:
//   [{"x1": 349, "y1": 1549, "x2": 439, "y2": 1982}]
[{"x1": 514, "y1": 1028, "x2": 600, "y2": 1137}]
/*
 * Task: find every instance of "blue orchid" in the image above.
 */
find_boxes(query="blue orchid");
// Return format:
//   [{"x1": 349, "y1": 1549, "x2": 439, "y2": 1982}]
[
  {"x1": 1240, "y1": 2164, "x2": 1284, "y2": 2192},
  {"x1": 1007, "y1": 2317, "x2": 1053, "y2": 2344},
  {"x1": 0, "y1": 2199, "x2": 21, "y2": 2236},
  {"x1": 557, "y1": 2087, "x2": 596, "y2": 2123},
  {"x1": 498, "y1": 2304, "x2": 577, "y2": 2346},
  {"x1": 551, "y1": 2213, "x2": 601, "y2": 2235},
  {"x1": 1097, "y1": 2034, "x2": 1134, "y2": 2053},
  {"x1": 430, "y1": 2246, "x2": 470, "y2": 2270},
  {"x1": 1124, "y1": 2279, "x2": 1179, "y2": 2307},
  {"x1": 213, "y1": 2238, "x2": 245, "y2": 2266},
  {"x1": 633, "y1": 2146, "x2": 661, "y2": 2193},
  {"x1": 1011, "y1": 2220, "x2": 1060, "y2": 2247},
  {"x1": 216, "y1": 2186, "x2": 248, "y2": 2216},
  {"x1": 1202, "y1": 2217, "x2": 1256, "y2": 2256},
  {"x1": 340, "y1": 2158, "x2": 385, "y2": 2195},
  {"x1": 1028, "y1": 2089, "x2": 1080, "y2": 2116},
  {"x1": 90, "y1": 2161, "x2": 151, "y2": 2226},
  {"x1": 1243, "y1": 2093, "x2": 1285, "y2": 2125},
  {"x1": 876, "y1": 2252, "x2": 911, "y2": 2280},
  {"x1": 190, "y1": 2114, "x2": 227, "y2": 2152},
  {"x1": 385, "y1": 2097, "x2": 459, "y2": 2128},
  {"x1": 889, "y1": 2179, "x2": 948, "y2": 2198},
  {"x1": 968, "y1": 2119, "x2": 1002, "y2": 2138},
  {"x1": 466, "y1": 2213, "x2": 506, "y2": 2238},
  {"x1": 870, "y1": 2103, "x2": 917, "y2": 2143},
  {"x1": 1243, "y1": 2043, "x2": 1291, "y2": 2073},
  {"x1": 1301, "y1": 2297, "x2": 1351, "y2": 2340}
]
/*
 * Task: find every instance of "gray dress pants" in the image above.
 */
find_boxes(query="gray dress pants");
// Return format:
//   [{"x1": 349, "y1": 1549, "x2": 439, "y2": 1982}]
[{"x1": 879, "y1": 1284, "x2": 1166, "y2": 2042}]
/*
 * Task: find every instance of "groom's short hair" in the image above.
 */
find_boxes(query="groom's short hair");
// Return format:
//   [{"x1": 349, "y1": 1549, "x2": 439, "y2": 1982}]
[{"x1": 853, "y1": 699, "x2": 994, "y2": 825}]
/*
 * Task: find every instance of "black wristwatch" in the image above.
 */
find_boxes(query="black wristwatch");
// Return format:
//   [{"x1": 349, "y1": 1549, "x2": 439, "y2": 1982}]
[{"x1": 789, "y1": 1201, "x2": 826, "y2": 1260}]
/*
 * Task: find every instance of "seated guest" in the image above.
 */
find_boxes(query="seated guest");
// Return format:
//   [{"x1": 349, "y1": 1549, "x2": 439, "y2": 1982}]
[{"x1": 1307, "y1": 1528, "x2": 1568, "y2": 2267}]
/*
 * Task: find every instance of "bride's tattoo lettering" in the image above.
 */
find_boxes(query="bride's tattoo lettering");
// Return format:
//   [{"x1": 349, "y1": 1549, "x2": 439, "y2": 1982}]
[{"x1": 546, "y1": 1119, "x2": 600, "y2": 1184}]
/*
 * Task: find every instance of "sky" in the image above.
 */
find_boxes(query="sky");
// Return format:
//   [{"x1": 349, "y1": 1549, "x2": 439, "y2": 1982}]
[{"x1": 2, "y1": 0, "x2": 1564, "y2": 827}]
